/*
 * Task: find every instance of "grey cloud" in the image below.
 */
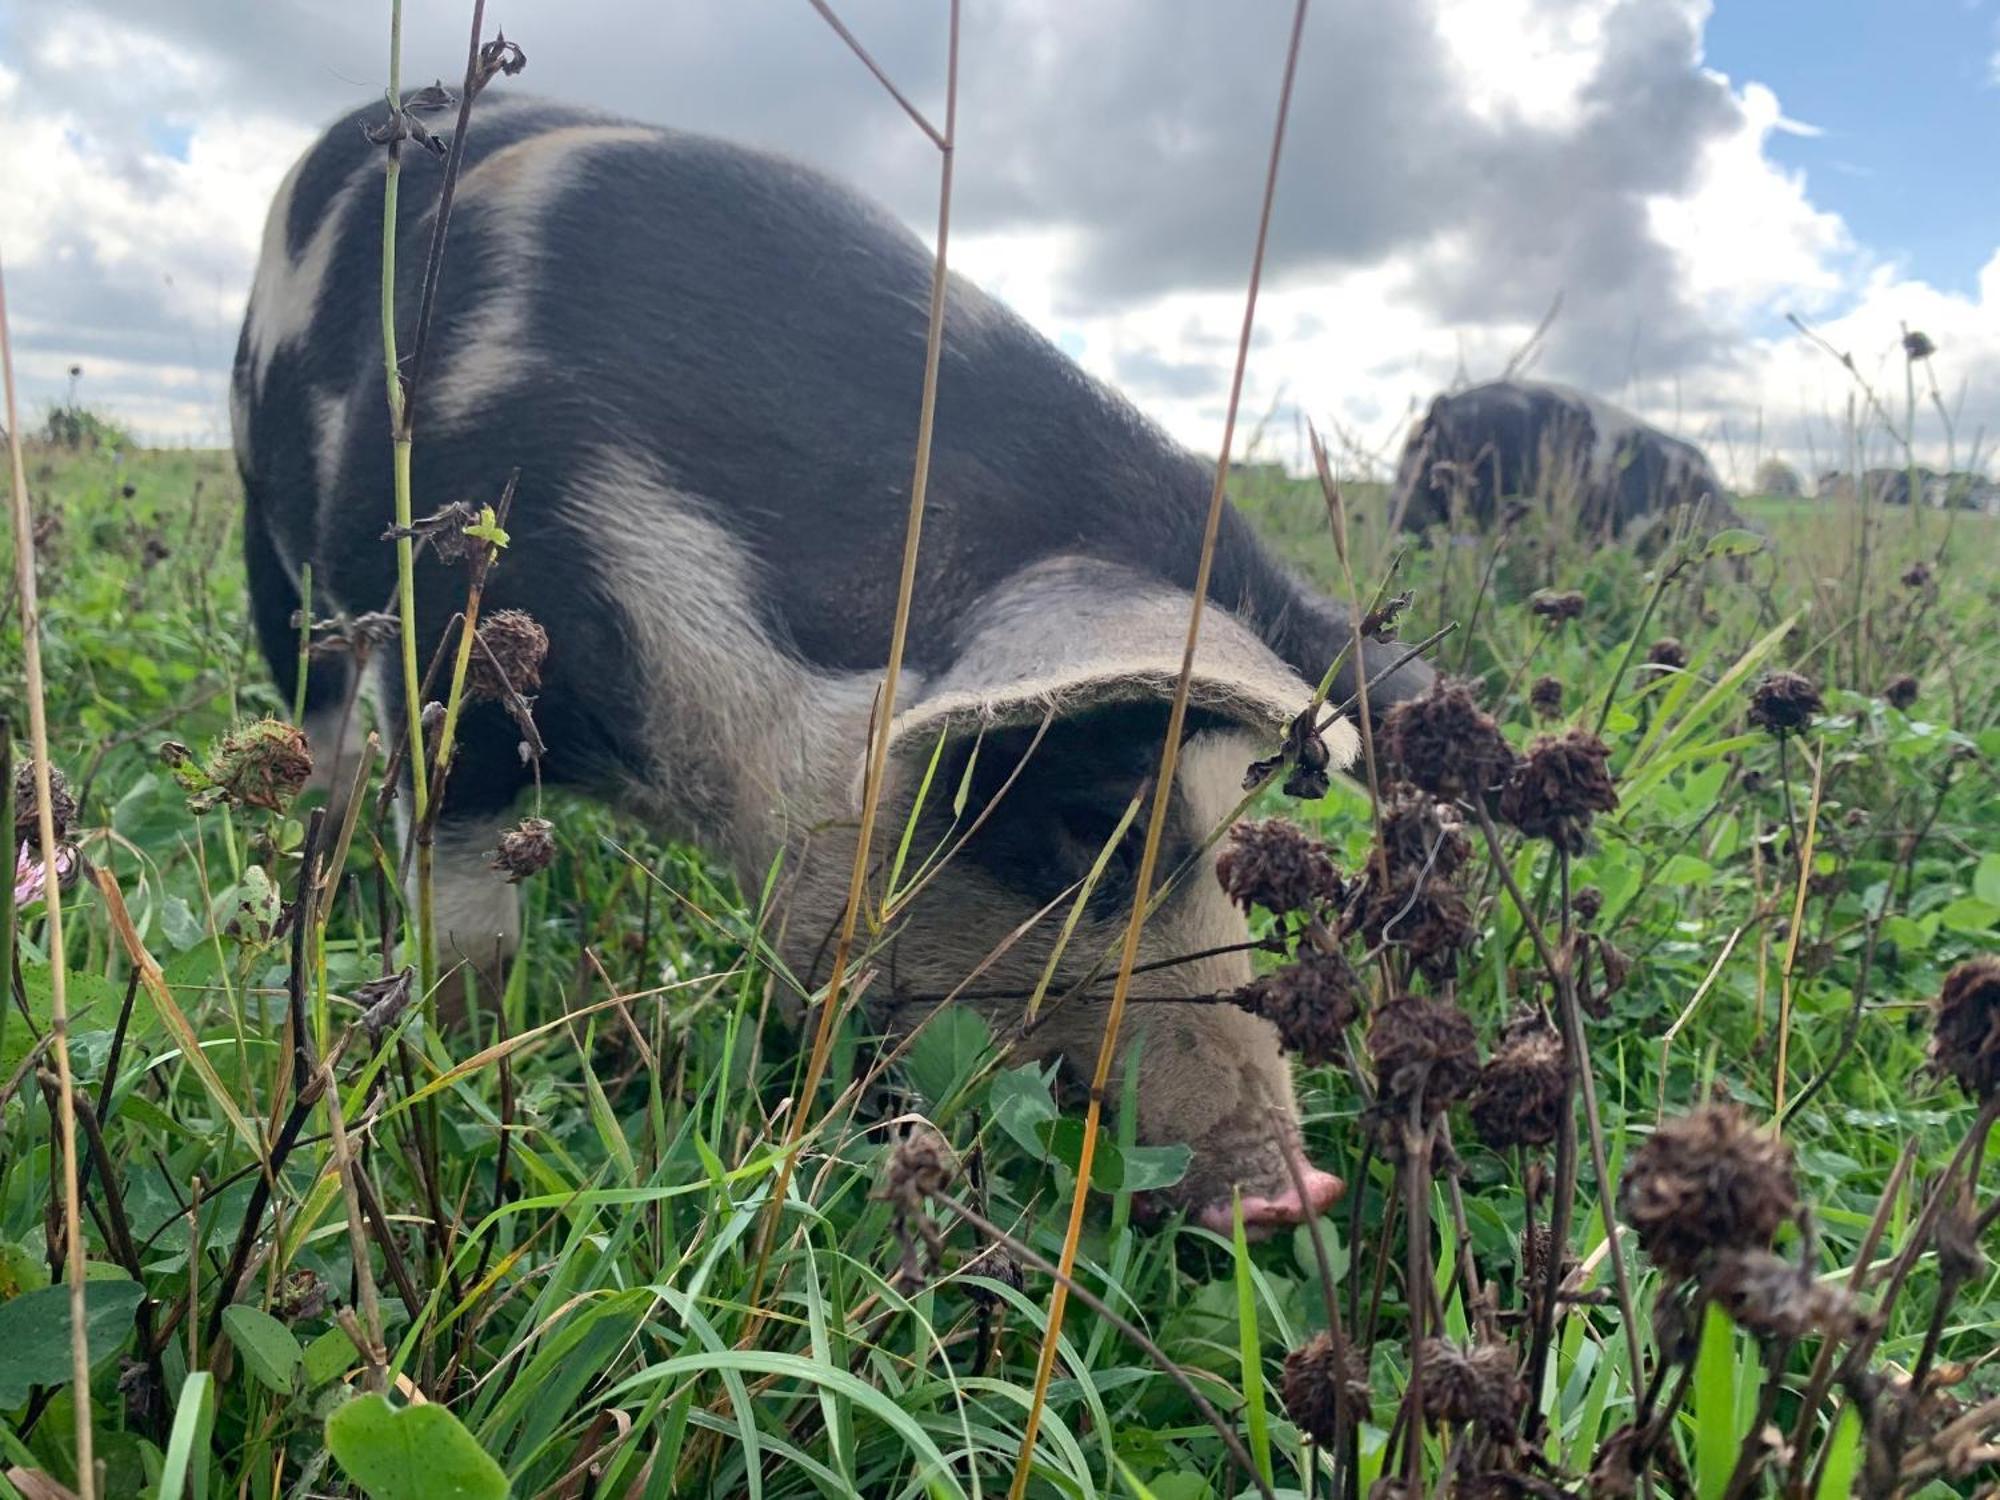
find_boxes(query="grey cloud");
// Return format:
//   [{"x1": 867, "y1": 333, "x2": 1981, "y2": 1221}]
[
  {"x1": 1112, "y1": 346, "x2": 1227, "y2": 401},
  {"x1": 2, "y1": 0, "x2": 1814, "y2": 430}
]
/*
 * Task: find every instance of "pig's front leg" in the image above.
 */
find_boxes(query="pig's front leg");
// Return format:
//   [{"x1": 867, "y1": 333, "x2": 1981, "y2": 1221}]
[{"x1": 1023, "y1": 1000, "x2": 1343, "y2": 1236}]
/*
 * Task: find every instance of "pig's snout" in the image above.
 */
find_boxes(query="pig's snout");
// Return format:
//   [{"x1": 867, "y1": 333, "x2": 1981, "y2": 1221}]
[{"x1": 1192, "y1": 1160, "x2": 1345, "y2": 1240}]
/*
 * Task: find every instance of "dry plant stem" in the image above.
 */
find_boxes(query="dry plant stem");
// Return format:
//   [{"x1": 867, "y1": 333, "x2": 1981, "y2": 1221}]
[
  {"x1": 1, "y1": 254, "x2": 96, "y2": 1497},
  {"x1": 1398, "y1": 1108, "x2": 1432, "y2": 1490},
  {"x1": 936, "y1": 1195, "x2": 1278, "y2": 1500},
  {"x1": 1592, "y1": 515, "x2": 1687, "y2": 737},
  {"x1": 322, "y1": 1059, "x2": 388, "y2": 1393},
  {"x1": 755, "y1": 0, "x2": 959, "y2": 1296},
  {"x1": 1278, "y1": 1123, "x2": 1352, "y2": 1495},
  {"x1": 1009, "y1": 9, "x2": 1309, "y2": 1491},
  {"x1": 1773, "y1": 740, "x2": 1823, "y2": 1116},
  {"x1": 1474, "y1": 809, "x2": 1647, "y2": 1424}
]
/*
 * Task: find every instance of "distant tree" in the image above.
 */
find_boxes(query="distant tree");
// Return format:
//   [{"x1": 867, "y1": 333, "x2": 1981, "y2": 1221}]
[{"x1": 1753, "y1": 457, "x2": 1803, "y2": 498}]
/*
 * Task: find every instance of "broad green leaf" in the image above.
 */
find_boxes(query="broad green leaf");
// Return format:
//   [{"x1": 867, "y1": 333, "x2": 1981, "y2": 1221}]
[
  {"x1": 1693, "y1": 1303, "x2": 1740, "y2": 1500},
  {"x1": 222, "y1": 1303, "x2": 305, "y2": 1396},
  {"x1": 1703, "y1": 527, "x2": 1766, "y2": 559},
  {"x1": 326, "y1": 1394, "x2": 510, "y2": 1500},
  {"x1": 303, "y1": 1325, "x2": 358, "y2": 1389},
  {"x1": 1975, "y1": 853, "x2": 2000, "y2": 907},
  {"x1": 1232, "y1": 1199, "x2": 1276, "y2": 1491},
  {"x1": 991, "y1": 1063, "x2": 1059, "y2": 1158},
  {"x1": 1939, "y1": 896, "x2": 2000, "y2": 933},
  {"x1": 0, "y1": 1278, "x2": 144, "y2": 1406}
]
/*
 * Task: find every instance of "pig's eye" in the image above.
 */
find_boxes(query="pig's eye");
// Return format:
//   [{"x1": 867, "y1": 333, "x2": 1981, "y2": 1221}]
[{"x1": 1054, "y1": 799, "x2": 1142, "y2": 886}]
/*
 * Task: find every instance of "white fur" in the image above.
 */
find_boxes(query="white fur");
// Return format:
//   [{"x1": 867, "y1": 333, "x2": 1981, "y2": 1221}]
[
  {"x1": 425, "y1": 125, "x2": 665, "y2": 431},
  {"x1": 241, "y1": 155, "x2": 369, "y2": 398}
]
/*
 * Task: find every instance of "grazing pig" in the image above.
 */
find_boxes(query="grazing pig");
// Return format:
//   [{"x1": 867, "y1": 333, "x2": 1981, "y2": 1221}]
[
  {"x1": 1391, "y1": 379, "x2": 1735, "y2": 539},
  {"x1": 232, "y1": 96, "x2": 1433, "y2": 1232}
]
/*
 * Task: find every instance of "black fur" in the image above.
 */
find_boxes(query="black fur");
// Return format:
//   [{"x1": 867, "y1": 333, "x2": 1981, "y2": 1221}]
[
  {"x1": 1391, "y1": 379, "x2": 1735, "y2": 537},
  {"x1": 237, "y1": 97, "x2": 1429, "y2": 825}
]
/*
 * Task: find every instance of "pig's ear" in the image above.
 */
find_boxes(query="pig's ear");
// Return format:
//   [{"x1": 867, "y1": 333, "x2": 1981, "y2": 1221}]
[{"x1": 879, "y1": 558, "x2": 1360, "y2": 777}]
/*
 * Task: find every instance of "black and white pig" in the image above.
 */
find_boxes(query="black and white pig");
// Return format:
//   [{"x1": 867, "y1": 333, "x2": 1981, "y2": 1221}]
[{"x1": 232, "y1": 95, "x2": 1433, "y2": 1233}]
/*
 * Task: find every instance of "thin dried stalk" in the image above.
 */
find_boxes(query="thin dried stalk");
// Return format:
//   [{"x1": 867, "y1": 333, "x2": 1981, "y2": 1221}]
[
  {"x1": 1, "y1": 252, "x2": 97, "y2": 1498},
  {"x1": 1774, "y1": 738, "x2": 1825, "y2": 1115},
  {"x1": 1010, "y1": 6, "x2": 1310, "y2": 1491},
  {"x1": 755, "y1": 0, "x2": 960, "y2": 1294}
]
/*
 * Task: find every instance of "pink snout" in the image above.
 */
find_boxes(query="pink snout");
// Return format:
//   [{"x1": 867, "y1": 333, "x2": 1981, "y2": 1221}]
[{"x1": 1194, "y1": 1162, "x2": 1345, "y2": 1241}]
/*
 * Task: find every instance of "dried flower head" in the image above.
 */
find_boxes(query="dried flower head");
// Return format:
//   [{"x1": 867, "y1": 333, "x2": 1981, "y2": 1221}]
[
  {"x1": 490, "y1": 817, "x2": 556, "y2": 883},
  {"x1": 877, "y1": 1124, "x2": 954, "y2": 1291},
  {"x1": 1747, "y1": 671, "x2": 1822, "y2": 738},
  {"x1": 12, "y1": 760, "x2": 77, "y2": 846},
  {"x1": 959, "y1": 1243, "x2": 1024, "y2": 1308},
  {"x1": 355, "y1": 967, "x2": 418, "y2": 1046},
  {"x1": 1215, "y1": 819, "x2": 1343, "y2": 918},
  {"x1": 1646, "y1": 637, "x2": 1689, "y2": 671},
  {"x1": 1704, "y1": 1248, "x2": 1863, "y2": 1343},
  {"x1": 1530, "y1": 589, "x2": 1587, "y2": 623},
  {"x1": 1470, "y1": 1020, "x2": 1568, "y2": 1149},
  {"x1": 1244, "y1": 707, "x2": 1336, "y2": 800},
  {"x1": 1523, "y1": 1220, "x2": 1578, "y2": 1293},
  {"x1": 1375, "y1": 787, "x2": 1471, "y2": 883},
  {"x1": 1231, "y1": 948, "x2": 1363, "y2": 1066},
  {"x1": 1529, "y1": 674, "x2": 1563, "y2": 719},
  {"x1": 1571, "y1": 885, "x2": 1604, "y2": 927},
  {"x1": 1900, "y1": 560, "x2": 1933, "y2": 590},
  {"x1": 1884, "y1": 674, "x2": 1919, "y2": 712},
  {"x1": 1356, "y1": 872, "x2": 1476, "y2": 985},
  {"x1": 382, "y1": 500, "x2": 480, "y2": 564},
  {"x1": 469, "y1": 609, "x2": 549, "y2": 702},
  {"x1": 197, "y1": 720, "x2": 313, "y2": 814},
  {"x1": 1618, "y1": 1103, "x2": 1799, "y2": 1280},
  {"x1": 1419, "y1": 1339, "x2": 1526, "y2": 1435},
  {"x1": 1380, "y1": 677, "x2": 1517, "y2": 803},
  {"x1": 1498, "y1": 730, "x2": 1618, "y2": 853},
  {"x1": 1282, "y1": 1330, "x2": 1371, "y2": 1445},
  {"x1": 1903, "y1": 329, "x2": 1936, "y2": 361},
  {"x1": 1932, "y1": 956, "x2": 2000, "y2": 1100},
  {"x1": 1368, "y1": 994, "x2": 1480, "y2": 1119}
]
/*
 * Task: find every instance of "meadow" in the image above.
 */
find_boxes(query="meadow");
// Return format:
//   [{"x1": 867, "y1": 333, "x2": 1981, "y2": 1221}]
[{"x1": 0, "y1": 402, "x2": 1995, "y2": 1500}]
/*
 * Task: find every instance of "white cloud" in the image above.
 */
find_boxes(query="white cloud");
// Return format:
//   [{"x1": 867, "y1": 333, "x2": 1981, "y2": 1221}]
[{"x1": 0, "y1": 0, "x2": 1994, "y2": 492}]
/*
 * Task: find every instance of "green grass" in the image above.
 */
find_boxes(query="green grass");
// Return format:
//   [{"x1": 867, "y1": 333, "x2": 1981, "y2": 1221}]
[{"x1": 4, "y1": 434, "x2": 1999, "y2": 1498}]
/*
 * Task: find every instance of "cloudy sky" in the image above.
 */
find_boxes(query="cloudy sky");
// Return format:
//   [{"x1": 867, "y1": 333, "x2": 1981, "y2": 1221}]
[{"x1": 2, "y1": 0, "x2": 1997, "y2": 482}]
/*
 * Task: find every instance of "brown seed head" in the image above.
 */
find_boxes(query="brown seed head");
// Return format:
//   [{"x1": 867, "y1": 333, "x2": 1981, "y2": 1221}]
[
  {"x1": 960, "y1": 1243, "x2": 1025, "y2": 1308},
  {"x1": 1470, "y1": 1021, "x2": 1568, "y2": 1149},
  {"x1": 1498, "y1": 730, "x2": 1618, "y2": 853},
  {"x1": 1647, "y1": 637, "x2": 1690, "y2": 671},
  {"x1": 1356, "y1": 872, "x2": 1476, "y2": 985},
  {"x1": 1281, "y1": 1330, "x2": 1370, "y2": 1445},
  {"x1": 1900, "y1": 560, "x2": 1933, "y2": 590},
  {"x1": 490, "y1": 817, "x2": 557, "y2": 883},
  {"x1": 1368, "y1": 994, "x2": 1480, "y2": 1118},
  {"x1": 1884, "y1": 674, "x2": 1919, "y2": 712},
  {"x1": 878, "y1": 1124, "x2": 955, "y2": 1213},
  {"x1": 1903, "y1": 329, "x2": 1936, "y2": 360},
  {"x1": 1375, "y1": 786, "x2": 1471, "y2": 883},
  {"x1": 1523, "y1": 1220, "x2": 1578, "y2": 1292},
  {"x1": 1418, "y1": 1339, "x2": 1526, "y2": 1435},
  {"x1": 1747, "y1": 671, "x2": 1823, "y2": 737},
  {"x1": 206, "y1": 720, "x2": 313, "y2": 813},
  {"x1": 1215, "y1": 819, "x2": 1343, "y2": 918},
  {"x1": 1380, "y1": 677, "x2": 1518, "y2": 803},
  {"x1": 1231, "y1": 948, "x2": 1363, "y2": 1066},
  {"x1": 1571, "y1": 885, "x2": 1604, "y2": 927},
  {"x1": 1530, "y1": 589, "x2": 1587, "y2": 623},
  {"x1": 1529, "y1": 674, "x2": 1563, "y2": 719},
  {"x1": 1618, "y1": 1103, "x2": 1799, "y2": 1280},
  {"x1": 1704, "y1": 1248, "x2": 1863, "y2": 1343},
  {"x1": 12, "y1": 760, "x2": 77, "y2": 846},
  {"x1": 1932, "y1": 956, "x2": 2000, "y2": 1100},
  {"x1": 469, "y1": 608, "x2": 549, "y2": 702}
]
